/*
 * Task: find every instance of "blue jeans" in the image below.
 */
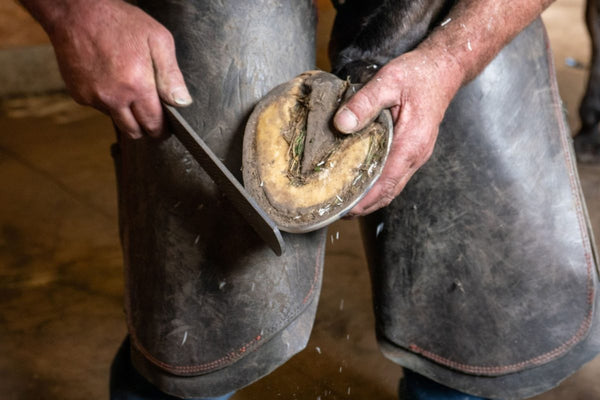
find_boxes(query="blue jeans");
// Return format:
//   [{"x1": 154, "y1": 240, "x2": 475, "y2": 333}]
[
  {"x1": 109, "y1": 337, "x2": 234, "y2": 400},
  {"x1": 400, "y1": 369, "x2": 489, "y2": 400}
]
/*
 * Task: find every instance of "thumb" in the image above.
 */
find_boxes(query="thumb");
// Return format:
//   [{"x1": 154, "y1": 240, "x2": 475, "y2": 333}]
[
  {"x1": 334, "y1": 78, "x2": 393, "y2": 134},
  {"x1": 150, "y1": 31, "x2": 192, "y2": 107}
]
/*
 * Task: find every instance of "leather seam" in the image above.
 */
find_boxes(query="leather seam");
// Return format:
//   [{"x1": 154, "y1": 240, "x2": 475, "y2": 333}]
[
  {"x1": 127, "y1": 236, "x2": 325, "y2": 375},
  {"x1": 406, "y1": 21, "x2": 596, "y2": 376}
]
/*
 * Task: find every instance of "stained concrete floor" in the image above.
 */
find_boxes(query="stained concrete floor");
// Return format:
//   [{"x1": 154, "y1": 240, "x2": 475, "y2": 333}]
[{"x1": 1, "y1": 0, "x2": 600, "y2": 399}]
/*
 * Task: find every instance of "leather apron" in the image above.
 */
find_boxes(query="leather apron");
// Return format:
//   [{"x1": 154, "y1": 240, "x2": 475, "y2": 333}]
[
  {"x1": 112, "y1": 1, "x2": 600, "y2": 399},
  {"x1": 355, "y1": 18, "x2": 600, "y2": 400},
  {"x1": 113, "y1": 0, "x2": 324, "y2": 397}
]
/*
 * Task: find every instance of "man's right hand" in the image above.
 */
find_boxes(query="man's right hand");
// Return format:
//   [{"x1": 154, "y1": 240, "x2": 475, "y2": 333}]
[{"x1": 21, "y1": 0, "x2": 192, "y2": 139}]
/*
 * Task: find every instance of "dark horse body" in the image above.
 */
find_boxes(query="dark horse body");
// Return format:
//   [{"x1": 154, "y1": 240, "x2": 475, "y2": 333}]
[
  {"x1": 578, "y1": 0, "x2": 600, "y2": 161},
  {"x1": 328, "y1": 0, "x2": 450, "y2": 81}
]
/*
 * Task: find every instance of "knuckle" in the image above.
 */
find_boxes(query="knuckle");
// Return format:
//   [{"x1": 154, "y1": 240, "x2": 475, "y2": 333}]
[
  {"x1": 382, "y1": 63, "x2": 403, "y2": 82},
  {"x1": 101, "y1": 75, "x2": 154, "y2": 108},
  {"x1": 380, "y1": 193, "x2": 395, "y2": 208},
  {"x1": 127, "y1": 131, "x2": 143, "y2": 140},
  {"x1": 402, "y1": 138, "x2": 433, "y2": 167},
  {"x1": 156, "y1": 28, "x2": 175, "y2": 48},
  {"x1": 354, "y1": 88, "x2": 379, "y2": 111},
  {"x1": 122, "y1": 64, "x2": 150, "y2": 88},
  {"x1": 96, "y1": 87, "x2": 121, "y2": 109},
  {"x1": 421, "y1": 144, "x2": 435, "y2": 163},
  {"x1": 120, "y1": 122, "x2": 142, "y2": 140},
  {"x1": 379, "y1": 177, "x2": 401, "y2": 204},
  {"x1": 115, "y1": 121, "x2": 139, "y2": 139},
  {"x1": 137, "y1": 81, "x2": 159, "y2": 99},
  {"x1": 413, "y1": 141, "x2": 430, "y2": 160},
  {"x1": 141, "y1": 117, "x2": 163, "y2": 136},
  {"x1": 353, "y1": 82, "x2": 395, "y2": 116},
  {"x1": 158, "y1": 66, "x2": 183, "y2": 87},
  {"x1": 375, "y1": 197, "x2": 394, "y2": 211}
]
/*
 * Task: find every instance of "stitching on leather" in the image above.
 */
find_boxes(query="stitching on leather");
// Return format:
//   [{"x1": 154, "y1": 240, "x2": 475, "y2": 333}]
[
  {"x1": 128, "y1": 235, "x2": 325, "y2": 375},
  {"x1": 407, "y1": 22, "x2": 596, "y2": 376},
  {"x1": 408, "y1": 311, "x2": 593, "y2": 374}
]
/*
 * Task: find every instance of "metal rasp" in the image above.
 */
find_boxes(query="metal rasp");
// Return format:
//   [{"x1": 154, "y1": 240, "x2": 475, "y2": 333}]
[{"x1": 163, "y1": 103, "x2": 285, "y2": 256}]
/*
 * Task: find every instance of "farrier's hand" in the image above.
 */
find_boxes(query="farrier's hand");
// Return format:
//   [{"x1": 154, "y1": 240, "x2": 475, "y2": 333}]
[
  {"x1": 26, "y1": 0, "x2": 191, "y2": 139},
  {"x1": 333, "y1": 48, "x2": 464, "y2": 216}
]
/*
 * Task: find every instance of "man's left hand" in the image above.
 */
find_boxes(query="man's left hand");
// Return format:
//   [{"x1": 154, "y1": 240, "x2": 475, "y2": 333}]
[{"x1": 334, "y1": 49, "x2": 464, "y2": 216}]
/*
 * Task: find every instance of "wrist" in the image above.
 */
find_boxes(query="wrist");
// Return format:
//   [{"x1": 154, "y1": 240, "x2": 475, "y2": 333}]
[
  {"x1": 414, "y1": 40, "x2": 467, "y2": 106},
  {"x1": 20, "y1": 0, "x2": 67, "y2": 35},
  {"x1": 20, "y1": 0, "x2": 110, "y2": 37}
]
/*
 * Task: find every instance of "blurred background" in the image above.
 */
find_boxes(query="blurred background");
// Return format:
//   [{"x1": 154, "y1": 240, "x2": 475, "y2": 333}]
[{"x1": 1, "y1": 0, "x2": 599, "y2": 399}]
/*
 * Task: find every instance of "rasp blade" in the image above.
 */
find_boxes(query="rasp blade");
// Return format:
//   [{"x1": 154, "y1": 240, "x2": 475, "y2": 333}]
[{"x1": 163, "y1": 104, "x2": 285, "y2": 256}]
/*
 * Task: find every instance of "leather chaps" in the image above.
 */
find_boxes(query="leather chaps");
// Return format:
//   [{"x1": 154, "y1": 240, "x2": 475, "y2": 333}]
[{"x1": 111, "y1": 1, "x2": 600, "y2": 398}]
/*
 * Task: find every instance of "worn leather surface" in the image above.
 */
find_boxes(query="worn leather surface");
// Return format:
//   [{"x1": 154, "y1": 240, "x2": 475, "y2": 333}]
[
  {"x1": 357, "y1": 19, "x2": 600, "y2": 399},
  {"x1": 114, "y1": 0, "x2": 324, "y2": 397},
  {"x1": 114, "y1": 0, "x2": 600, "y2": 398}
]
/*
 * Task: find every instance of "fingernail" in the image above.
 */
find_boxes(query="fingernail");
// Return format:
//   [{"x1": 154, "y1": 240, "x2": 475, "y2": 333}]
[
  {"x1": 335, "y1": 107, "x2": 358, "y2": 133},
  {"x1": 172, "y1": 87, "x2": 192, "y2": 106}
]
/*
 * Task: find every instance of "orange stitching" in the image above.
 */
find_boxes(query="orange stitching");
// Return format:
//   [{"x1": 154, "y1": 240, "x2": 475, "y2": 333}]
[
  {"x1": 408, "y1": 311, "x2": 593, "y2": 374},
  {"x1": 406, "y1": 23, "x2": 596, "y2": 376},
  {"x1": 129, "y1": 236, "x2": 325, "y2": 374}
]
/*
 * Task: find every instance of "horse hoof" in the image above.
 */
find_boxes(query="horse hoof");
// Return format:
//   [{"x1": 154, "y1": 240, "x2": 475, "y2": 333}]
[{"x1": 243, "y1": 70, "x2": 393, "y2": 233}]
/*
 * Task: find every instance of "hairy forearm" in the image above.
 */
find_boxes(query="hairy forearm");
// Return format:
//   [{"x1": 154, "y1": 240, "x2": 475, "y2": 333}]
[
  {"x1": 421, "y1": 0, "x2": 555, "y2": 85},
  {"x1": 333, "y1": 0, "x2": 556, "y2": 215},
  {"x1": 20, "y1": 0, "x2": 77, "y2": 33},
  {"x1": 20, "y1": 0, "x2": 127, "y2": 38},
  {"x1": 19, "y1": 0, "x2": 191, "y2": 139}
]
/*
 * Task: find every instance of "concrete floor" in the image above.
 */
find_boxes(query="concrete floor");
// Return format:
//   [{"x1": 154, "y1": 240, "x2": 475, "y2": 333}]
[{"x1": 1, "y1": 0, "x2": 600, "y2": 399}]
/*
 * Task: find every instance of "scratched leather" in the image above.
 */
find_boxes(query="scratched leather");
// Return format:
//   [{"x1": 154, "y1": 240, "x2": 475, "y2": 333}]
[
  {"x1": 357, "y1": 19, "x2": 599, "y2": 375},
  {"x1": 116, "y1": 0, "x2": 324, "y2": 376}
]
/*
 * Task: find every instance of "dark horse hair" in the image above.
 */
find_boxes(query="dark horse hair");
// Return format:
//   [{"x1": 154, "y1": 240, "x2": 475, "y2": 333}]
[
  {"x1": 329, "y1": 0, "x2": 454, "y2": 82},
  {"x1": 576, "y1": 0, "x2": 600, "y2": 160}
]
